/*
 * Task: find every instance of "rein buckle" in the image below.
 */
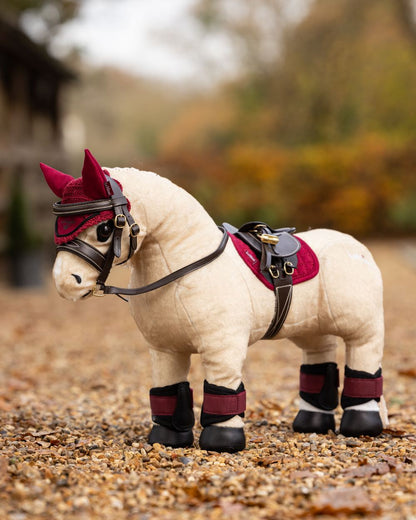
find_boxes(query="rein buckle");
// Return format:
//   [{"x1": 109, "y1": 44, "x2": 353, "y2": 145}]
[{"x1": 93, "y1": 284, "x2": 105, "y2": 297}]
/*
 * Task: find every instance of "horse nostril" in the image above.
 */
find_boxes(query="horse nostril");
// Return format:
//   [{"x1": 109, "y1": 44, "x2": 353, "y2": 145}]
[{"x1": 72, "y1": 274, "x2": 82, "y2": 284}]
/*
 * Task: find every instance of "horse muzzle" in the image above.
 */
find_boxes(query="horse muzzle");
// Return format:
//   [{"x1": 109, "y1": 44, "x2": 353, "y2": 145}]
[{"x1": 53, "y1": 252, "x2": 98, "y2": 301}]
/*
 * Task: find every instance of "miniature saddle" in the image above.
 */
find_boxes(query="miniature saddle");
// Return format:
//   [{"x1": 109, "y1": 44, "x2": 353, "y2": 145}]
[
  {"x1": 223, "y1": 221, "x2": 300, "y2": 286},
  {"x1": 224, "y1": 221, "x2": 301, "y2": 339}
]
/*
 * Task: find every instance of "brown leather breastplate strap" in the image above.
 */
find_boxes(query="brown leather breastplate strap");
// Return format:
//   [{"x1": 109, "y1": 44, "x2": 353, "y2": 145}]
[{"x1": 98, "y1": 227, "x2": 229, "y2": 297}]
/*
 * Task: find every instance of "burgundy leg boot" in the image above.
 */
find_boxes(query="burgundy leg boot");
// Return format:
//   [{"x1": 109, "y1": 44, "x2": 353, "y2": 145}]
[
  {"x1": 293, "y1": 362, "x2": 339, "y2": 434},
  {"x1": 148, "y1": 381, "x2": 194, "y2": 448}
]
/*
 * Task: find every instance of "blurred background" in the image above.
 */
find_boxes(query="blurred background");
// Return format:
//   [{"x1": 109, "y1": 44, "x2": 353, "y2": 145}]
[{"x1": 1, "y1": 0, "x2": 416, "y2": 287}]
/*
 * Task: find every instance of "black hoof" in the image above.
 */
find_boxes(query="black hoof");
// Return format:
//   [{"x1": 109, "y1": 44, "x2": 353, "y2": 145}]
[
  {"x1": 340, "y1": 410, "x2": 383, "y2": 437},
  {"x1": 199, "y1": 426, "x2": 245, "y2": 453},
  {"x1": 148, "y1": 425, "x2": 194, "y2": 448},
  {"x1": 293, "y1": 410, "x2": 335, "y2": 434}
]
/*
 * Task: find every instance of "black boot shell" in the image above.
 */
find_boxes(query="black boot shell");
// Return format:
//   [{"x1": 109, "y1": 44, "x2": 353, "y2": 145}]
[
  {"x1": 293, "y1": 410, "x2": 335, "y2": 434},
  {"x1": 199, "y1": 426, "x2": 245, "y2": 453}
]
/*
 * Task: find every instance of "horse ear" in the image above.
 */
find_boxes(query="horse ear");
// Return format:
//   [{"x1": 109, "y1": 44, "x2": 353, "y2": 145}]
[
  {"x1": 40, "y1": 163, "x2": 73, "y2": 198},
  {"x1": 82, "y1": 149, "x2": 109, "y2": 199}
]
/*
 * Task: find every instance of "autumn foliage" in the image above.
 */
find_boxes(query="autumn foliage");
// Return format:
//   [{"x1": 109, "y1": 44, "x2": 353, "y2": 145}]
[
  {"x1": 152, "y1": 0, "x2": 416, "y2": 236},
  {"x1": 157, "y1": 135, "x2": 416, "y2": 236},
  {"x1": 66, "y1": 0, "x2": 416, "y2": 237}
]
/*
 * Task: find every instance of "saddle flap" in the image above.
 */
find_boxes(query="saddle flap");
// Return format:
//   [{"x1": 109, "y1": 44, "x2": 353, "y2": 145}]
[
  {"x1": 272, "y1": 231, "x2": 301, "y2": 258},
  {"x1": 226, "y1": 221, "x2": 300, "y2": 259}
]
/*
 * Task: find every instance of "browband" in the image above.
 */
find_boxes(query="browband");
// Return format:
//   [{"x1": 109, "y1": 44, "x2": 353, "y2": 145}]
[{"x1": 53, "y1": 198, "x2": 117, "y2": 216}]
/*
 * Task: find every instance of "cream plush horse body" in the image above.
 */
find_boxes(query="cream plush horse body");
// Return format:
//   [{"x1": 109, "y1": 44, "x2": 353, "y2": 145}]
[{"x1": 41, "y1": 150, "x2": 386, "y2": 453}]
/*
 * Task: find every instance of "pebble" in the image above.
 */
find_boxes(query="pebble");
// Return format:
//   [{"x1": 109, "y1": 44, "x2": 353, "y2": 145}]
[
  {"x1": 1, "y1": 268, "x2": 415, "y2": 519},
  {"x1": 346, "y1": 439, "x2": 362, "y2": 447},
  {"x1": 179, "y1": 457, "x2": 193, "y2": 465}
]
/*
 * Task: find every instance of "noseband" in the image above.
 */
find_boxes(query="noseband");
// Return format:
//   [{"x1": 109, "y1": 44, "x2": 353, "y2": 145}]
[
  {"x1": 53, "y1": 176, "x2": 140, "y2": 297},
  {"x1": 53, "y1": 176, "x2": 228, "y2": 299}
]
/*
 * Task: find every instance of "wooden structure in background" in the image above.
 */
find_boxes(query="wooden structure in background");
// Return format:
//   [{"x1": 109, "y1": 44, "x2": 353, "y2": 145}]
[{"x1": 0, "y1": 16, "x2": 74, "y2": 281}]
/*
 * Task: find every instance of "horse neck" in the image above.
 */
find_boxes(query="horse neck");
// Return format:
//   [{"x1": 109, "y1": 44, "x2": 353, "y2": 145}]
[{"x1": 110, "y1": 168, "x2": 221, "y2": 274}]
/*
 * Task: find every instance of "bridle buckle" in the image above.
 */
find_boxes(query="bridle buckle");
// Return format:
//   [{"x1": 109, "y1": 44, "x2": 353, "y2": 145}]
[
  {"x1": 130, "y1": 222, "x2": 140, "y2": 237},
  {"x1": 114, "y1": 214, "x2": 127, "y2": 228}
]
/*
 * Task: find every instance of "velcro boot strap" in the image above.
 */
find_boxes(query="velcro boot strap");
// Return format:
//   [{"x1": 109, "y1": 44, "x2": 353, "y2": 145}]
[
  {"x1": 300, "y1": 373, "x2": 325, "y2": 394},
  {"x1": 150, "y1": 395, "x2": 176, "y2": 416},
  {"x1": 201, "y1": 380, "x2": 246, "y2": 427},
  {"x1": 299, "y1": 363, "x2": 339, "y2": 411},
  {"x1": 149, "y1": 382, "x2": 194, "y2": 432},
  {"x1": 150, "y1": 389, "x2": 194, "y2": 416},
  {"x1": 343, "y1": 376, "x2": 383, "y2": 399},
  {"x1": 203, "y1": 391, "x2": 246, "y2": 416}
]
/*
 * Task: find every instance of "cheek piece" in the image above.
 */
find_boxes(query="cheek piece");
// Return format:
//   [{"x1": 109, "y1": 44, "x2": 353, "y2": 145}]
[
  {"x1": 52, "y1": 174, "x2": 229, "y2": 301},
  {"x1": 53, "y1": 175, "x2": 140, "y2": 297}
]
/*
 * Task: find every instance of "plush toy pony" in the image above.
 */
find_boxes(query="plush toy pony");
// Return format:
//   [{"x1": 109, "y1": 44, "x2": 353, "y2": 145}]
[{"x1": 40, "y1": 149, "x2": 387, "y2": 453}]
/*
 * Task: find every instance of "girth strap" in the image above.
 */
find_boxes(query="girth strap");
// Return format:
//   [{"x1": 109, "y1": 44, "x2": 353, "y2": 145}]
[{"x1": 262, "y1": 281, "x2": 293, "y2": 339}]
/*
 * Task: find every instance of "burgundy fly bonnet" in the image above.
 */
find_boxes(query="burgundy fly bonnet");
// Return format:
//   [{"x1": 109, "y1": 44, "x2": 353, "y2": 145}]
[
  {"x1": 40, "y1": 149, "x2": 140, "y2": 295},
  {"x1": 40, "y1": 149, "x2": 131, "y2": 244}
]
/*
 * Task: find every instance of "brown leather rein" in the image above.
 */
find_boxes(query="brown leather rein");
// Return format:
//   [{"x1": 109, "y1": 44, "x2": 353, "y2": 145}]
[{"x1": 53, "y1": 176, "x2": 229, "y2": 300}]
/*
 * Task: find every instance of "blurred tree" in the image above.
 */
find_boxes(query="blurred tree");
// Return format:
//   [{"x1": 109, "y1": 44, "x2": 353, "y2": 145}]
[
  {"x1": 158, "y1": 0, "x2": 416, "y2": 234},
  {"x1": 0, "y1": 0, "x2": 80, "y2": 44},
  {"x1": 396, "y1": 0, "x2": 416, "y2": 44},
  {"x1": 189, "y1": 0, "x2": 416, "y2": 147},
  {"x1": 64, "y1": 65, "x2": 186, "y2": 167},
  {"x1": 191, "y1": 0, "x2": 313, "y2": 75},
  {"x1": 269, "y1": 0, "x2": 416, "y2": 145}
]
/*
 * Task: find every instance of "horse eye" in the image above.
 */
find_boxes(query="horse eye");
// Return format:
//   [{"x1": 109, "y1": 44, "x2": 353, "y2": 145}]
[{"x1": 97, "y1": 220, "x2": 114, "y2": 242}]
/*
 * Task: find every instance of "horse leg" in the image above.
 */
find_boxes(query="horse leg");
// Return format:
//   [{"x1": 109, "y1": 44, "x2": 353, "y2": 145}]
[
  {"x1": 313, "y1": 234, "x2": 386, "y2": 436},
  {"x1": 148, "y1": 349, "x2": 195, "y2": 448},
  {"x1": 198, "y1": 342, "x2": 247, "y2": 453},
  {"x1": 340, "y1": 328, "x2": 386, "y2": 437},
  {"x1": 292, "y1": 335, "x2": 339, "y2": 434}
]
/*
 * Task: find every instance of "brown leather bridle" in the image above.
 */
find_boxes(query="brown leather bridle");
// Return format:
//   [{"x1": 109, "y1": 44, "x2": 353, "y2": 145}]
[{"x1": 53, "y1": 175, "x2": 228, "y2": 300}]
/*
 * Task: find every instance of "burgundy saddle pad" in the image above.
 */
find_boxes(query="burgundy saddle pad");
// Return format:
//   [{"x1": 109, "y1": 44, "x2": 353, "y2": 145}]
[{"x1": 229, "y1": 233, "x2": 319, "y2": 290}]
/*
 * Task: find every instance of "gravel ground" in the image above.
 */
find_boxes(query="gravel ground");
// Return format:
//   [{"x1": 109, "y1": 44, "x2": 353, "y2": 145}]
[{"x1": 1, "y1": 239, "x2": 416, "y2": 520}]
